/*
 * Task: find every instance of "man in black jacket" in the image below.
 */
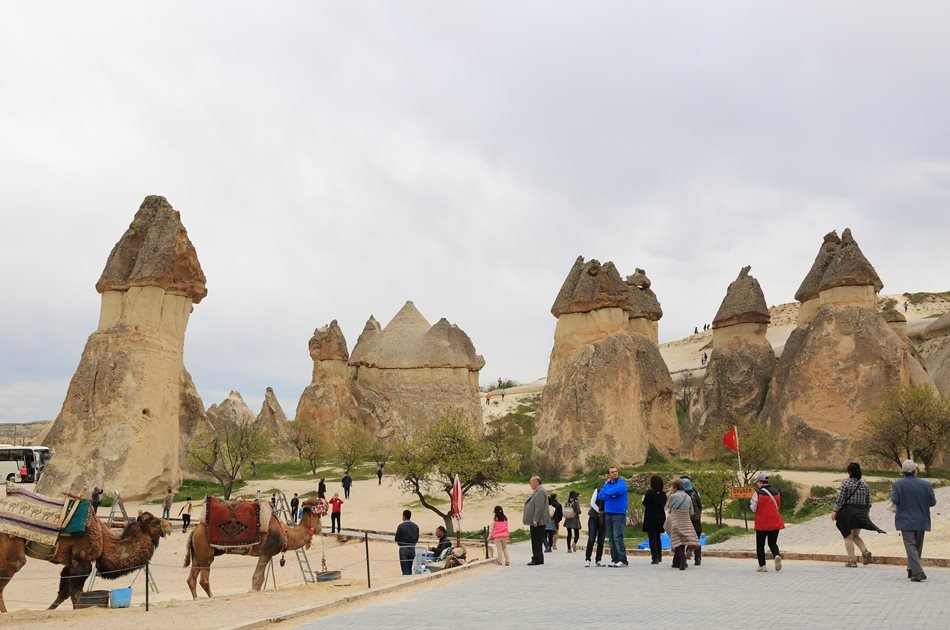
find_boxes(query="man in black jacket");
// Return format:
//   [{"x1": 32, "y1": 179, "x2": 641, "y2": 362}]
[
  {"x1": 395, "y1": 509, "x2": 420, "y2": 575},
  {"x1": 290, "y1": 493, "x2": 300, "y2": 524}
]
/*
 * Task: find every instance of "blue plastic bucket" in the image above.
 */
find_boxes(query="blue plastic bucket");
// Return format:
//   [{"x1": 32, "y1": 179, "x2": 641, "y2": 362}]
[{"x1": 110, "y1": 587, "x2": 132, "y2": 608}]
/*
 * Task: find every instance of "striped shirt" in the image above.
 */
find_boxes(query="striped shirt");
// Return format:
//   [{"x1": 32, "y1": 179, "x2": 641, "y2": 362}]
[{"x1": 834, "y1": 478, "x2": 871, "y2": 511}]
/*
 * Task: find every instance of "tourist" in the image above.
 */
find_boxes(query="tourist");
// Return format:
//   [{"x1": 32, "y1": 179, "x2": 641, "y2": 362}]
[
  {"x1": 318, "y1": 478, "x2": 327, "y2": 499},
  {"x1": 270, "y1": 494, "x2": 277, "y2": 511},
  {"x1": 751, "y1": 473, "x2": 784, "y2": 572},
  {"x1": 545, "y1": 493, "x2": 562, "y2": 552},
  {"x1": 683, "y1": 476, "x2": 703, "y2": 566},
  {"x1": 486, "y1": 392, "x2": 491, "y2": 405},
  {"x1": 584, "y1": 486, "x2": 606, "y2": 567},
  {"x1": 395, "y1": 509, "x2": 420, "y2": 575},
  {"x1": 178, "y1": 496, "x2": 193, "y2": 532},
  {"x1": 501, "y1": 389, "x2": 506, "y2": 401},
  {"x1": 667, "y1": 478, "x2": 700, "y2": 570},
  {"x1": 489, "y1": 505, "x2": 510, "y2": 566},
  {"x1": 694, "y1": 327, "x2": 699, "y2": 335},
  {"x1": 563, "y1": 490, "x2": 582, "y2": 553},
  {"x1": 831, "y1": 462, "x2": 884, "y2": 568},
  {"x1": 600, "y1": 466, "x2": 628, "y2": 567},
  {"x1": 290, "y1": 493, "x2": 300, "y2": 524},
  {"x1": 329, "y1": 493, "x2": 344, "y2": 533},
  {"x1": 641, "y1": 475, "x2": 667, "y2": 564},
  {"x1": 429, "y1": 525, "x2": 452, "y2": 560},
  {"x1": 904, "y1": 301, "x2": 909, "y2": 313},
  {"x1": 91, "y1": 486, "x2": 103, "y2": 515},
  {"x1": 342, "y1": 471, "x2": 352, "y2": 499},
  {"x1": 891, "y1": 460, "x2": 937, "y2": 581},
  {"x1": 522, "y1": 475, "x2": 549, "y2": 566},
  {"x1": 377, "y1": 464, "x2": 384, "y2": 485},
  {"x1": 162, "y1": 488, "x2": 173, "y2": 519}
]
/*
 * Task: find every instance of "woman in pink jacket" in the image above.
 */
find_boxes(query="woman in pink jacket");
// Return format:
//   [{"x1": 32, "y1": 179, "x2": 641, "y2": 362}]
[{"x1": 489, "y1": 505, "x2": 511, "y2": 566}]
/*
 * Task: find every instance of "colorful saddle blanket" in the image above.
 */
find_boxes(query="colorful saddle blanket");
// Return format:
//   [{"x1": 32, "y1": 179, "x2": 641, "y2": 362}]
[
  {"x1": 205, "y1": 496, "x2": 261, "y2": 548},
  {"x1": 0, "y1": 482, "x2": 89, "y2": 546}
]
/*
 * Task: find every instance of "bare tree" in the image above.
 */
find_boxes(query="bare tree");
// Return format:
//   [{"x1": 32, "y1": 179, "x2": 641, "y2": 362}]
[
  {"x1": 334, "y1": 422, "x2": 374, "y2": 473},
  {"x1": 188, "y1": 420, "x2": 273, "y2": 499},
  {"x1": 675, "y1": 368, "x2": 699, "y2": 416},
  {"x1": 289, "y1": 417, "x2": 328, "y2": 475}
]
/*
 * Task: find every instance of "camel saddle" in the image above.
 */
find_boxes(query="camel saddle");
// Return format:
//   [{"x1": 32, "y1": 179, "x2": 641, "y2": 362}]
[
  {"x1": 205, "y1": 496, "x2": 261, "y2": 548},
  {"x1": 0, "y1": 482, "x2": 89, "y2": 547}
]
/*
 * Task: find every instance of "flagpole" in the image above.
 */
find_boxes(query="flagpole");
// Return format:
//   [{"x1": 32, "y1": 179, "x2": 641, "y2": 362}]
[{"x1": 734, "y1": 425, "x2": 743, "y2": 482}]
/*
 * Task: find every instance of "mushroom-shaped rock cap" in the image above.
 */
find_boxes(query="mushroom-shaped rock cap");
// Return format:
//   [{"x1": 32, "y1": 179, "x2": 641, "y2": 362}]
[
  {"x1": 421, "y1": 318, "x2": 486, "y2": 370},
  {"x1": 309, "y1": 320, "x2": 349, "y2": 362},
  {"x1": 551, "y1": 256, "x2": 630, "y2": 317},
  {"x1": 624, "y1": 268, "x2": 663, "y2": 321},
  {"x1": 96, "y1": 195, "x2": 207, "y2": 303},
  {"x1": 923, "y1": 312, "x2": 950, "y2": 340},
  {"x1": 713, "y1": 266, "x2": 771, "y2": 329},
  {"x1": 818, "y1": 228, "x2": 883, "y2": 294},
  {"x1": 881, "y1": 309, "x2": 907, "y2": 323},
  {"x1": 794, "y1": 231, "x2": 840, "y2": 303}
]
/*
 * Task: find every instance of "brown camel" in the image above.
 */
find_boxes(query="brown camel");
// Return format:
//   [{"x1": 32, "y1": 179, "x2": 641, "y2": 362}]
[
  {"x1": 184, "y1": 498, "x2": 322, "y2": 598},
  {"x1": 0, "y1": 510, "x2": 170, "y2": 613}
]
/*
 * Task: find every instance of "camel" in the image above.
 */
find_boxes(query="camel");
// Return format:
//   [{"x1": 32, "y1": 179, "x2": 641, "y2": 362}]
[
  {"x1": 184, "y1": 497, "x2": 321, "y2": 598},
  {"x1": 0, "y1": 510, "x2": 170, "y2": 613}
]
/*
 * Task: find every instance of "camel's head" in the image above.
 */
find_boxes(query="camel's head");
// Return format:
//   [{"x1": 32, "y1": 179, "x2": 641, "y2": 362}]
[
  {"x1": 133, "y1": 510, "x2": 172, "y2": 546},
  {"x1": 300, "y1": 498, "x2": 325, "y2": 530}
]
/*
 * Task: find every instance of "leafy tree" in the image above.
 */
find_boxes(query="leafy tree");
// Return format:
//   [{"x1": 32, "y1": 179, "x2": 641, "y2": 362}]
[
  {"x1": 692, "y1": 465, "x2": 735, "y2": 526},
  {"x1": 702, "y1": 414, "x2": 789, "y2": 486},
  {"x1": 853, "y1": 384, "x2": 950, "y2": 471},
  {"x1": 289, "y1": 417, "x2": 328, "y2": 475},
  {"x1": 188, "y1": 420, "x2": 272, "y2": 499},
  {"x1": 390, "y1": 409, "x2": 516, "y2": 533},
  {"x1": 335, "y1": 422, "x2": 374, "y2": 473}
]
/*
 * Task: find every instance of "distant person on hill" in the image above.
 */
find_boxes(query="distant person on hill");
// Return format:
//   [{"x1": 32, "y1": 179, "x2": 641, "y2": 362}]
[
  {"x1": 486, "y1": 392, "x2": 491, "y2": 405},
  {"x1": 290, "y1": 493, "x2": 300, "y2": 524},
  {"x1": 162, "y1": 488, "x2": 173, "y2": 519},
  {"x1": 501, "y1": 389, "x2": 506, "y2": 401},
  {"x1": 694, "y1": 327, "x2": 699, "y2": 335},
  {"x1": 489, "y1": 505, "x2": 511, "y2": 566},
  {"x1": 329, "y1": 493, "x2": 344, "y2": 533},
  {"x1": 904, "y1": 301, "x2": 909, "y2": 312},
  {"x1": 891, "y1": 460, "x2": 937, "y2": 581},
  {"x1": 342, "y1": 472, "x2": 353, "y2": 499},
  {"x1": 395, "y1": 509, "x2": 420, "y2": 575},
  {"x1": 832, "y1": 462, "x2": 885, "y2": 568},
  {"x1": 178, "y1": 497, "x2": 193, "y2": 532},
  {"x1": 563, "y1": 490, "x2": 582, "y2": 553},
  {"x1": 600, "y1": 466, "x2": 629, "y2": 567},
  {"x1": 584, "y1": 486, "x2": 606, "y2": 567},
  {"x1": 642, "y1": 475, "x2": 667, "y2": 564},
  {"x1": 318, "y1": 478, "x2": 327, "y2": 499},
  {"x1": 683, "y1": 476, "x2": 703, "y2": 565},
  {"x1": 91, "y1": 486, "x2": 103, "y2": 515},
  {"x1": 667, "y1": 478, "x2": 699, "y2": 570},
  {"x1": 751, "y1": 473, "x2": 785, "y2": 573},
  {"x1": 522, "y1": 475, "x2": 549, "y2": 566},
  {"x1": 498, "y1": 377, "x2": 503, "y2": 388},
  {"x1": 377, "y1": 464, "x2": 384, "y2": 485}
]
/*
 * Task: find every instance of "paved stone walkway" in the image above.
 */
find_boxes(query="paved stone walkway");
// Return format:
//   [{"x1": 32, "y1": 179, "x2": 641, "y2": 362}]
[{"x1": 296, "y1": 541, "x2": 947, "y2": 629}]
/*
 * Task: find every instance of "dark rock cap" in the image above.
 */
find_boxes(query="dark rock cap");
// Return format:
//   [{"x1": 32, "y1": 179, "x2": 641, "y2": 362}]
[
  {"x1": 881, "y1": 310, "x2": 906, "y2": 323},
  {"x1": 309, "y1": 320, "x2": 349, "y2": 362},
  {"x1": 713, "y1": 266, "x2": 770, "y2": 329},
  {"x1": 794, "y1": 231, "x2": 840, "y2": 303},
  {"x1": 818, "y1": 228, "x2": 883, "y2": 294},
  {"x1": 551, "y1": 256, "x2": 630, "y2": 317},
  {"x1": 923, "y1": 312, "x2": 950, "y2": 340},
  {"x1": 96, "y1": 195, "x2": 207, "y2": 303},
  {"x1": 624, "y1": 268, "x2": 663, "y2": 321}
]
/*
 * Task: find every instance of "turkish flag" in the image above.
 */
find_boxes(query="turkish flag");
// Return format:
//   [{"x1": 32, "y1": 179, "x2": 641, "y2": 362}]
[{"x1": 722, "y1": 426, "x2": 739, "y2": 453}]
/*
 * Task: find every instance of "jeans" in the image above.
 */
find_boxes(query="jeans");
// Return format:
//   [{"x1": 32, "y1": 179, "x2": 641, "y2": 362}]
[
  {"x1": 585, "y1": 515, "x2": 605, "y2": 562},
  {"x1": 398, "y1": 546, "x2": 415, "y2": 575},
  {"x1": 605, "y1": 513, "x2": 627, "y2": 564},
  {"x1": 161, "y1": 506, "x2": 171, "y2": 519},
  {"x1": 331, "y1": 512, "x2": 341, "y2": 533},
  {"x1": 646, "y1": 530, "x2": 662, "y2": 561},
  {"x1": 755, "y1": 530, "x2": 781, "y2": 566},
  {"x1": 530, "y1": 525, "x2": 545, "y2": 563},
  {"x1": 344, "y1": 486, "x2": 351, "y2": 499},
  {"x1": 182, "y1": 514, "x2": 191, "y2": 531},
  {"x1": 902, "y1": 530, "x2": 925, "y2": 576}
]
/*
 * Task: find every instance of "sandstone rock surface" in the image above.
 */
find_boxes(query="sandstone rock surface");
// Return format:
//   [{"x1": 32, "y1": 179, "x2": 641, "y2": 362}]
[
  {"x1": 295, "y1": 321, "x2": 360, "y2": 435},
  {"x1": 534, "y1": 257, "x2": 680, "y2": 472},
  {"x1": 713, "y1": 266, "x2": 770, "y2": 329},
  {"x1": 39, "y1": 196, "x2": 205, "y2": 500},
  {"x1": 257, "y1": 387, "x2": 296, "y2": 462},
  {"x1": 920, "y1": 314, "x2": 950, "y2": 396}
]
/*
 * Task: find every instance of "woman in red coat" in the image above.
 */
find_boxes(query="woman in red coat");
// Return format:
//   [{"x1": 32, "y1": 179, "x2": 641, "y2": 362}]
[{"x1": 750, "y1": 473, "x2": 785, "y2": 573}]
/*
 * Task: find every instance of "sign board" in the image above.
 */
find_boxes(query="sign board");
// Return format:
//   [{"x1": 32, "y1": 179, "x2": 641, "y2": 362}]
[{"x1": 729, "y1": 486, "x2": 755, "y2": 500}]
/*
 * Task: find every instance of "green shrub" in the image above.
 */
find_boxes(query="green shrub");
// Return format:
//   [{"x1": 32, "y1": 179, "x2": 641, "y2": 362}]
[
  {"x1": 584, "y1": 453, "x2": 611, "y2": 475},
  {"x1": 645, "y1": 443, "x2": 668, "y2": 465},
  {"x1": 768, "y1": 474, "x2": 799, "y2": 512},
  {"x1": 810, "y1": 485, "x2": 836, "y2": 497}
]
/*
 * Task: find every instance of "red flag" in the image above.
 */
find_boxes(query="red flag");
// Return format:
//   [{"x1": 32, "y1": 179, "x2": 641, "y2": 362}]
[{"x1": 722, "y1": 426, "x2": 739, "y2": 453}]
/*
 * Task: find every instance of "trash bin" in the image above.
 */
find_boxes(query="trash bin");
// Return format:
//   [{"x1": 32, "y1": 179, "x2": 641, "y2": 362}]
[{"x1": 76, "y1": 590, "x2": 110, "y2": 609}]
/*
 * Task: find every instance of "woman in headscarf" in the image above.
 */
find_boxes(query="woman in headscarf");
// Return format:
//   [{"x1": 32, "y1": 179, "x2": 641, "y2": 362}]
[
  {"x1": 665, "y1": 478, "x2": 700, "y2": 570},
  {"x1": 831, "y1": 462, "x2": 885, "y2": 567}
]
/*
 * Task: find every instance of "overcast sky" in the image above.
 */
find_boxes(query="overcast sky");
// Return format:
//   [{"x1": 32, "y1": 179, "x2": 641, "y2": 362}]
[{"x1": 2, "y1": 2, "x2": 949, "y2": 422}]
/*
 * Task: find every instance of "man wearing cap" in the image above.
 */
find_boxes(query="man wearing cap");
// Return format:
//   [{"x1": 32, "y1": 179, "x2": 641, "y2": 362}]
[
  {"x1": 750, "y1": 472, "x2": 784, "y2": 572},
  {"x1": 891, "y1": 460, "x2": 937, "y2": 582}
]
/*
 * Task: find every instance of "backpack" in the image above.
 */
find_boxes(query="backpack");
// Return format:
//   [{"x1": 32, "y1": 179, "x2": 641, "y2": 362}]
[
  {"x1": 563, "y1": 503, "x2": 576, "y2": 520},
  {"x1": 689, "y1": 491, "x2": 701, "y2": 522}
]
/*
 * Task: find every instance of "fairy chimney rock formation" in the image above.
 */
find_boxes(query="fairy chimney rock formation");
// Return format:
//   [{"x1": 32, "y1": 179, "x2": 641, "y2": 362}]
[
  {"x1": 920, "y1": 312, "x2": 950, "y2": 396},
  {"x1": 257, "y1": 387, "x2": 296, "y2": 462},
  {"x1": 759, "y1": 228, "x2": 934, "y2": 466},
  {"x1": 882, "y1": 309, "x2": 908, "y2": 337},
  {"x1": 348, "y1": 302, "x2": 485, "y2": 437},
  {"x1": 534, "y1": 256, "x2": 680, "y2": 473},
  {"x1": 295, "y1": 320, "x2": 360, "y2": 434},
  {"x1": 685, "y1": 267, "x2": 775, "y2": 451},
  {"x1": 206, "y1": 391, "x2": 256, "y2": 429},
  {"x1": 39, "y1": 196, "x2": 206, "y2": 500}
]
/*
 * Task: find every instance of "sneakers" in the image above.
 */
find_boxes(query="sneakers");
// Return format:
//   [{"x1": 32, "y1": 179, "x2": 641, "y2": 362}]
[
  {"x1": 584, "y1": 560, "x2": 591, "y2": 567},
  {"x1": 911, "y1": 573, "x2": 926, "y2": 582},
  {"x1": 774, "y1": 555, "x2": 782, "y2": 572},
  {"x1": 845, "y1": 559, "x2": 858, "y2": 568},
  {"x1": 595, "y1": 561, "x2": 605, "y2": 567},
  {"x1": 862, "y1": 550, "x2": 873, "y2": 565},
  {"x1": 614, "y1": 561, "x2": 628, "y2": 568},
  {"x1": 756, "y1": 566, "x2": 768, "y2": 573}
]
